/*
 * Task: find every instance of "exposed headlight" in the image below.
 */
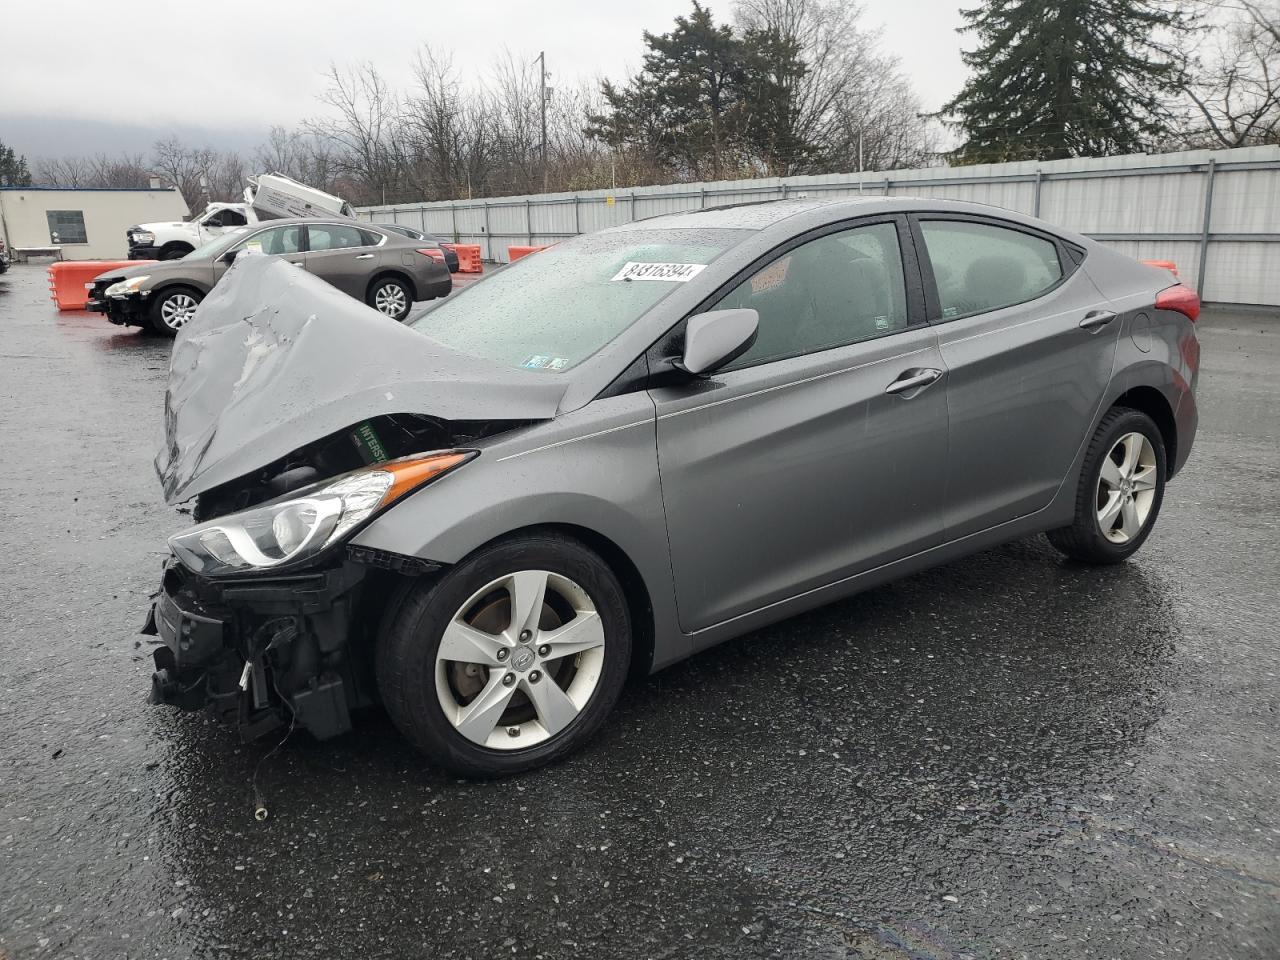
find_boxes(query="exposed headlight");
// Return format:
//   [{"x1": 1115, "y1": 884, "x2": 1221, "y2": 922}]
[
  {"x1": 168, "y1": 451, "x2": 474, "y2": 576},
  {"x1": 129, "y1": 230, "x2": 155, "y2": 245},
  {"x1": 104, "y1": 275, "x2": 150, "y2": 297}
]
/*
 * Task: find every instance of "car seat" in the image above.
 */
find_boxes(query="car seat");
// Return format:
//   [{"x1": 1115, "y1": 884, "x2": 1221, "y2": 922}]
[{"x1": 965, "y1": 255, "x2": 1028, "y2": 312}]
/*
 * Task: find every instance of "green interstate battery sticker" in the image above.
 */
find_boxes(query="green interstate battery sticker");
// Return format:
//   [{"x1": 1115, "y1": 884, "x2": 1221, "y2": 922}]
[{"x1": 351, "y1": 421, "x2": 388, "y2": 464}]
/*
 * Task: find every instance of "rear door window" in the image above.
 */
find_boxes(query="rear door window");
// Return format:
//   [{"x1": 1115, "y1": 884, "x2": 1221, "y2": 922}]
[
  {"x1": 307, "y1": 224, "x2": 369, "y2": 251},
  {"x1": 920, "y1": 220, "x2": 1063, "y2": 319}
]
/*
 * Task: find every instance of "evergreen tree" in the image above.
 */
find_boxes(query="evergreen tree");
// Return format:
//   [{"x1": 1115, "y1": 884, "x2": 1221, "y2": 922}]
[
  {"x1": 0, "y1": 140, "x2": 32, "y2": 187},
  {"x1": 738, "y1": 23, "x2": 816, "y2": 175},
  {"x1": 940, "y1": 0, "x2": 1196, "y2": 163},
  {"x1": 586, "y1": 2, "x2": 747, "y2": 180}
]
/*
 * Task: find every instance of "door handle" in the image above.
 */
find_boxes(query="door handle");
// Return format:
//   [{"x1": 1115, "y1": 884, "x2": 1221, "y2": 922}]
[
  {"x1": 355, "y1": 253, "x2": 375, "y2": 260},
  {"x1": 884, "y1": 368, "x2": 943, "y2": 396},
  {"x1": 1079, "y1": 309, "x2": 1118, "y2": 331}
]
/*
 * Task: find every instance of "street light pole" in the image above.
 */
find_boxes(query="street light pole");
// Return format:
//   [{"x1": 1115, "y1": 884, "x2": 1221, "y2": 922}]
[{"x1": 537, "y1": 51, "x2": 548, "y2": 194}]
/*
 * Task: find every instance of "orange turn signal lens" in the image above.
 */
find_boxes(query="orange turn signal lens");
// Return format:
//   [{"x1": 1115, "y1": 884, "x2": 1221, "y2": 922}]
[{"x1": 380, "y1": 451, "x2": 474, "y2": 506}]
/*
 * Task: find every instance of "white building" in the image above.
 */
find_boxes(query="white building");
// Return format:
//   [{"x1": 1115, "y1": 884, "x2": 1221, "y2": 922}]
[{"x1": 0, "y1": 186, "x2": 189, "y2": 260}]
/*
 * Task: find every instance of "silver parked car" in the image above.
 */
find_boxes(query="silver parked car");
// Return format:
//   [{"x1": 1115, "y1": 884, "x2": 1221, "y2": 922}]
[
  {"x1": 88, "y1": 218, "x2": 451, "y2": 334},
  {"x1": 144, "y1": 198, "x2": 1200, "y2": 777}
]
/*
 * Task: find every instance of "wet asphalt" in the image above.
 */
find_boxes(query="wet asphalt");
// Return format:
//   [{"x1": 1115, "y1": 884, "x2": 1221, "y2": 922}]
[{"x1": 0, "y1": 261, "x2": 1276, "y2": 960}]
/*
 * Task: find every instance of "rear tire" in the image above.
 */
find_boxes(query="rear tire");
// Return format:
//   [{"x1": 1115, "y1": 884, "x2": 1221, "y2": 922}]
[
  {"x1": 367, "y1": 276, "x2": 412, "y2": 321},
  {"x1": 1047, "y1": 407, "x2": 1166, "y2": 564},
  {"x1": 376, "y1": 533, "x2": 631, "y2": 777},
  {"x1": 148, "y1": 286, "x2": 203, "y2": 336}
]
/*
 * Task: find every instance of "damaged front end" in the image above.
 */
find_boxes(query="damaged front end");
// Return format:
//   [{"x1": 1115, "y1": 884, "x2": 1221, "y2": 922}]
[
  {"x1": 86, "y1": 274, "x2": 150, "y2": 326},
  {"x1": 144, "y1": 552, "x2": 415, "y2": 741},
  {"x1": 143, "y1": 256, "x2": 565, "y2": 741}
]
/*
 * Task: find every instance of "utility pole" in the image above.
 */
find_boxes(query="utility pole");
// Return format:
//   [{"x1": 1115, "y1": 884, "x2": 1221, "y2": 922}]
[{"x1": 537, "y1": 51, "x2": 548, "y2": 194}]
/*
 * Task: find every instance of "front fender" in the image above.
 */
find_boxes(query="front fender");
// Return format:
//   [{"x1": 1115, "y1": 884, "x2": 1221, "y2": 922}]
[{"x1": 349, "y1": 392, "x2": 687, "y2": 671}]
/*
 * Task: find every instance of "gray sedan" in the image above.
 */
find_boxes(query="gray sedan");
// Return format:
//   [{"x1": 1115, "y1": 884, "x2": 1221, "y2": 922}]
[
  {"x1": 144, "y1": 198, "x2": 1200, "y2": 777},
  {"x1": 88, "y1": 218, "x2": 451, "y2": 334}
]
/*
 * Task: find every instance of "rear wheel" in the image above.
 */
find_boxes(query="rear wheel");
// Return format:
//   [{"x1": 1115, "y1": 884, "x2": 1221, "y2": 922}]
[
  {"x1": 1047, "y1": 407, "x2": 1166, "y2": 564},
  {"x1": 367, "y1": 276, "x2": 412, "y2": 321},
  {"x1": 149, "y1": 287, "x2": 202, "y2": 336},
  {"x1": 377, "y1": 534, "x2": 632, "y2": 777}
]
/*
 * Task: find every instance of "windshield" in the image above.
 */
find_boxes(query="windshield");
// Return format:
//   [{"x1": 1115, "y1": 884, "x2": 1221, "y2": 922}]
[
  {"x1": 411, "y1": 228, "x2": 748, "y2": 371},
  {"x1": 189, "y1": 228, "x2": 249, "y2": 260}
]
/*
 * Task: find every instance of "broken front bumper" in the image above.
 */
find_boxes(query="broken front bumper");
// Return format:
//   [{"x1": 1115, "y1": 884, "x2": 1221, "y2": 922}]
[
  {"x1": 85, "y1": 279, "x2": 149, "y2": 325},
  {"x1": 143, "y1": 555, "x2": 399, "y2": 742}
]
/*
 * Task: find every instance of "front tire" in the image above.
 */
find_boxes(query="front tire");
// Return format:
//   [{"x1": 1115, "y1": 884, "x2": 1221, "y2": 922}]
[
  {"x1": 149, "y1": 287, "x2": 203, "y2": 336},
  {"x1": 367, "y1": 276, "x2": 412, "y2": 321},
  {"x1": 1047, "y1": 407, "x2": 1167, "y2": 564},
  {"x1": 376, "y1": 533, "x2": 632, "y2": 777}
]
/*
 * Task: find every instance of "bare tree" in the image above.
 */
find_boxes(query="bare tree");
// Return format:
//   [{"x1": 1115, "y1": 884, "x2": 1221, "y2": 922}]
[
  {"x1": 150, "y1": 138, "x2": 210, "y2": 210},
  {"x1": 403, "y1": 46, "x2": 477, "y2": 200},
  {"x1": 307, "y1": 63, "x2": 405, "y2": 204},
  {"x1": 734, "y1": 0, "x2": 937, "y2": 173},
  {"x1": 487, "y1": 50, "x2": 545, "y2": 194},
  {"x1": 35, "y1": 155, "x2": 92, "y2": 187},
  {"x1": 89, "y1": 153, "x2": 150, "y2": 188},
  {"x1": 1183, "y1": 0, "x2": 1280, "y2": 146}
]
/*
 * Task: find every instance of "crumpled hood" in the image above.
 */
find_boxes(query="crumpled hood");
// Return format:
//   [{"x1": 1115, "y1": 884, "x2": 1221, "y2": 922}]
[{"x1": 157, "y1": 256, "x2": 568, "y2": 504}]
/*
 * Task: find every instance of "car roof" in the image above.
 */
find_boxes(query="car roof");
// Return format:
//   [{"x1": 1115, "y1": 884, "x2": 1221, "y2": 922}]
[
  {"x1": 609, "y1": 196, "x2": 1083, "y2": 237},
  {"x1": 615, "y1": 198, "x2": 857, "y2": 231},
  {"x1": 255, "y1": 216, "x2": 388, "y2": 228}
]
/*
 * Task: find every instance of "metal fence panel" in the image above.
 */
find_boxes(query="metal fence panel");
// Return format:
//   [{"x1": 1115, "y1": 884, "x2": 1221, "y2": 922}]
[
  {"x1": 356, "y1": 145, "x2": 1280, "y2": 304},
  {"x1": 1210, "y1": 168, "x2": 1280, "y2": 233}
]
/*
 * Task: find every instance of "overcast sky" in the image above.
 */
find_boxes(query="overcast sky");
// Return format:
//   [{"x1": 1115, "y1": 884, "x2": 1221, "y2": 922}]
[{"x1": 1, "y1": 0, "x2": 968, "y2": 159}]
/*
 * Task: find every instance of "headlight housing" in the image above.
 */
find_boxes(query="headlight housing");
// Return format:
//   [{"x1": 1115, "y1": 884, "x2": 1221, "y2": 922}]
[
  {"x1": 168, "y1": 451, "x2": 474, "y2": 576},
  {"x1": 129, "y1": 230, "x2": 155, "y2": 245},
  {"x1": 104, "y1": 275, "x2": 150, "y2": 297}
]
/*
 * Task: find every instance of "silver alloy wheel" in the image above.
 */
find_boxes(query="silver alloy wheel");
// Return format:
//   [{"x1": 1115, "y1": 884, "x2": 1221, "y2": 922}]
[
  {"x1": 374, "y1": 282, "x2": 408, "y2": 317},
  {"x1": 159, "y1": 292, "x2": 199, "y2": 330},
  {"x1": 434, "y1": 570, "x2": 606, "y2": 750},
  {"x1": 1096, "y1": 431, "x2": 1158, "y2": 544}
]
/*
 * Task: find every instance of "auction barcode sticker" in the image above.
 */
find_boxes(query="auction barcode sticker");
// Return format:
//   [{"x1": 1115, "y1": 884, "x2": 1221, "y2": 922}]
[{"x1": 611, "y1": 262, "x2": 707, "y2": 282}]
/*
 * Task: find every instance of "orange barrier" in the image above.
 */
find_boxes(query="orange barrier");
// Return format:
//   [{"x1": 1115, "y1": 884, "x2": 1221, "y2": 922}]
[
  {"x1": 47, "y1": 260, "x2": 149, "y2": 310},
  {"x1": 508, "y1": 245, "x2": 548, "y2": 262},
  {"x1": 443, "y1": 243, "x2": 483, "y2": 274},
  {"x1": 1141, "y1": 259, "x2": 1179, "y2": 277}
]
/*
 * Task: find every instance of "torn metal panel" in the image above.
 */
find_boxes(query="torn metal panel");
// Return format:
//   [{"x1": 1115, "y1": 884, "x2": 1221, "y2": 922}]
[{"x1": 157, "y1": 256, "x2": 566, "y2": 504}]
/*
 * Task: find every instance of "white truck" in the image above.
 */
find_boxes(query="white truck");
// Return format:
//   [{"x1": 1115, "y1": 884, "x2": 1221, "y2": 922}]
[{"x1": 126, "y1": 174, "x2": 356, "y2": 260}]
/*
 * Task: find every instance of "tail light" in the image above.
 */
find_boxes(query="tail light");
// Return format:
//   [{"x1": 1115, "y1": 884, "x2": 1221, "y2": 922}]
[
  {"x1": 416, "y1": 248, "x2": 445, "y2": 263},
  {"x1": 1155, "y1": 284, "x2": 1200, "y2": 322}
]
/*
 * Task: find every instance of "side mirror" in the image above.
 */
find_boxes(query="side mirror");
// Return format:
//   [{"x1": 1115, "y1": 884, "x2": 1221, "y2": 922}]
[
  {"x1": 219, "y1": 250, "x2": 239, "y2": 264},
  {"x1": 678, "y1": 308, "x2": 759, "y2": 376}
]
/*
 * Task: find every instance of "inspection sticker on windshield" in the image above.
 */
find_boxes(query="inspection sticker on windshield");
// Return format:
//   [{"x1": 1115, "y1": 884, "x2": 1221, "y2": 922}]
[{"x1": 611, "y1": 261, "x2": 707, "y2": 282}]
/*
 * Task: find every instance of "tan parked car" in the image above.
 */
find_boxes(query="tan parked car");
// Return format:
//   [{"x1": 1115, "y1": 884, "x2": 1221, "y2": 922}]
[{"x1": 87, "y1": 218, "x2": 452, "y2": 334}]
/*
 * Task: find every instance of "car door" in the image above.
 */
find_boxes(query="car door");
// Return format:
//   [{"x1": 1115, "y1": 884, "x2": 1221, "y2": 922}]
[
  {"x1": 214, "y1": 223, "x2": 303, "y2": 282},
  {"x1": 912, "y1": 215, "x2": 1122, "y2": 540},
  {"x1": 649, "y1": 217, "x2": 949, "y2": 633},
  {"x1": 302, "y1": 223, "x2": 383, "y2": 297},
  {"x1": 198, "y1": 207, "x2": 248, "y2": 244}
]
